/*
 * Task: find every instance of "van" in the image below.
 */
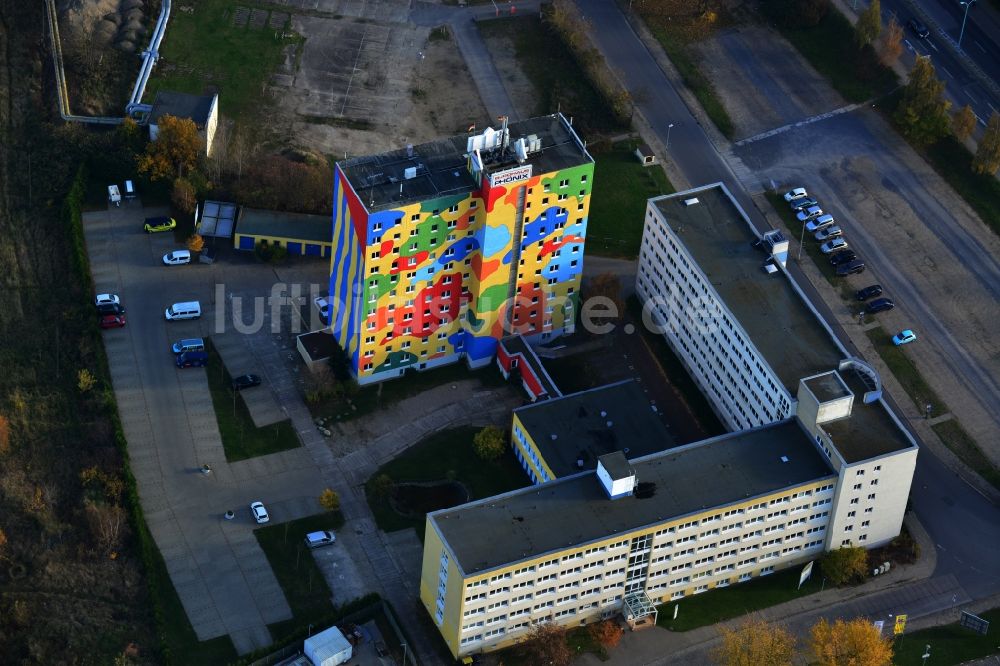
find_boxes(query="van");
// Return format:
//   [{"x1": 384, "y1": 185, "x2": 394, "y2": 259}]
[
  {"x1": 175, "y1": 351, "x2": 208, "y2": 368},
  {"x1": 304, "y1": 531, "x2": 336, "y2": 549},
  {"x1": 124, "y1": 180, "x2": 136, "y2": 199},
  {"x1": 172, "y1": 338, "x2": 205, "y2": 354},
  {"x1": 165, "y1": 301, "x2": 202, "y2": 321}
]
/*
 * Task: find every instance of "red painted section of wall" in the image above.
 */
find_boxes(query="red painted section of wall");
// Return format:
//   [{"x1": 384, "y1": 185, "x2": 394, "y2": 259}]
[
  {"x1": 379, "y1": 240, "x2": 394, "y2": 257},
  {"x1": 539, "y1": 234, "x2": 585, "y2": 258},
  {"x1": 384, "y1": 272, "x2": 463, "y2": 342},
  {"x1": 510, "y1": 283, "x2": 545, "y2": 335},
  {"x1": 520, "y1": 365, "x2": 544, "y2": 397},
  {"x1": 339, "y1": 167, "x2": 369, "y2": 244},
  {"x1": 390, "y1": 251, "x2": 430, "y2": 274}
]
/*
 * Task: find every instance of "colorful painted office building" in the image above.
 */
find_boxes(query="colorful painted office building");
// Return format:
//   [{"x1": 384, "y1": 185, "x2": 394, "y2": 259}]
[{"x1": 328, "y1": 114, "x2": 595, "y2": 384}]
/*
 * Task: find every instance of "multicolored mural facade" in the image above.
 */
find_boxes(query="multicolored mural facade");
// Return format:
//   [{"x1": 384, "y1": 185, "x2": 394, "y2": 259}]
[{"x1": 329, "y1": 126, "x2": 594, "y2": 384}]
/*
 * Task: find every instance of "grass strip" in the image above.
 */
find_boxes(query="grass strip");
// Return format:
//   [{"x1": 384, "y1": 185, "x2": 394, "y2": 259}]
[
  {"x1": 589, "y1": 141, "x2": 673, "y2": 258},
  {"x1": 894, "y1": 608, "x2": 1000, "y2": 665},
  {"x1": 204, "y1": 338, "x2": 300, "y2": 461},
  {"x1": 657, "y1": 565, "x2": 823, "y2": 631},
  {"x1": 931, "y1": 420, "x2": 1000, "y2": 491}
]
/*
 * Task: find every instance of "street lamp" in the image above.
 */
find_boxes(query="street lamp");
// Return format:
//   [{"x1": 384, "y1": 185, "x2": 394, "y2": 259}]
[
  {"x1": 922, "y1": 644, "x2": 931, "y2": 666},
  {"x1": 667, "y1": 123, "x2": 675, "y2": 150},
  {"x1": 925, "y1": 403, "x2": 933, "y2": 420},
  {"x1": 959, "y1": 0, "x2": 977, "y2": 51}
]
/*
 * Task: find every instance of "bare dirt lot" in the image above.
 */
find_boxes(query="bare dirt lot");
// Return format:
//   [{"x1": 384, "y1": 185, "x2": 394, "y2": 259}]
[
  {"x1": 693, "y1": 24, "x2": 845, "y2": 141},
  {"x1": 276, "y1": 10, "x2": 488, "y2": 157},
  {"x1": 704, "y1": 27, "x2": 1000, "y2": 462}
]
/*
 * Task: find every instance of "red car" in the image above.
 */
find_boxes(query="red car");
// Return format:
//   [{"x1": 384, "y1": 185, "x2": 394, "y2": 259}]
[{"x1": 100, "y1": 314, "x2": 126, "y2": 329}]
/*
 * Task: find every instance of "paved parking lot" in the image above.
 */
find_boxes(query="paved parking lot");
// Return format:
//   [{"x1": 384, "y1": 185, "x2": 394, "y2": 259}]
[{"x1": 83, "y1": 201, "x2": 330, "y2": 654}]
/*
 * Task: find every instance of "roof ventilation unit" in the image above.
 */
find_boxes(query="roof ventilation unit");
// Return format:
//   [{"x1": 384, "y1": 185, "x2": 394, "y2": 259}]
[
  {"x1": 683, "y1": 197, "x2": 700, "y2": 206},
  {"x1": 404, "y1": 166, "x2": 417, "y2": 180}
]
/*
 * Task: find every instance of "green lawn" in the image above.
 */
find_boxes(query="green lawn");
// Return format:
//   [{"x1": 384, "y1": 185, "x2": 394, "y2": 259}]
[
  {"x1": 863, "y1": 326, "x2": 943, "y2": 412},
  {"x1": 658, "y1": 564, "x2": 824, "y2": 631},
  {"x1": 932, "y1": 420, "x2": 1000, "y2": 491},
  {"x1": 764, "y1": 191, "x2": 841, "y2": 283},
  {"x1": 589, "y1": 141, "x2": 673, "y2": 258},
  {"x1": 146, "y1": 0, "x2": 301, "y2": 121},
  {"x1": 769, "y1": 8, "x2": 898, "y2": 103},
  {"x1": 924, "y1": 136, "x2": 1000, "y2": 239},
  {"x1": 253, "y1": 512, "x2": 345, "y2": 628},
  {"x1": 626, "y1": 296, "x2": 725, "y2": 438},
  {"x1": 204, "y1": 339, "x2": 301, "y2": 461},
  {"x1": 366, "y1": 426, "x2": 530, "y2": 534},
  {"x1": 478, "y1": 15, "x2": 628, "y2": 138},
  {"x1": 894, "y1": 608, "x2": 1000, "y2": 665}
]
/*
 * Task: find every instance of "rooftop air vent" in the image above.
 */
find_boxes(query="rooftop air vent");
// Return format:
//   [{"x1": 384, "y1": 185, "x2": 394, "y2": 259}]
[
  {"x1": 683, "y1": 197, "x2": 700, "y2": 206},
  {"x1": 404, "y1": 166, "x2": 417, "y2": 180},
  {"x1": 780, "y1": 455, "x2": 789, "y2": 463}
]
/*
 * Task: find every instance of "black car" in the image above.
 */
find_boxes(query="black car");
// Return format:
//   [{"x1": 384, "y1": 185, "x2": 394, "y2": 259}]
[
  {"x1": 790, "y1": 197, "x2": 819, "y2": 211},
  {"x1": 829, "y1": 250, "x2": 858, "y2": 266},
  {"x1": 907, "y1": 19, "x2": 930, "y2": 38},
  {"x1": 856, "y1": 284, "x2": 883, "y2": 301},
  {"x1": 836, "y1": 259, "x2": 866, "y2": 276},
  {"x1": 97, "y1": 302, "x2": 126, "y2": 316},
  {"x1": 232, "y1": 374, "x2": 262, "y2": 391},
  {"x1": 866, "y1": 297, "x2": 895, "y2": 314}
]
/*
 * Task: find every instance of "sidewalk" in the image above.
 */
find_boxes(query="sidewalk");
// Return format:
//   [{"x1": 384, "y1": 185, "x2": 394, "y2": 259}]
[{"x1": 579, "y1": 512, "x2": 948, "y2": 665}]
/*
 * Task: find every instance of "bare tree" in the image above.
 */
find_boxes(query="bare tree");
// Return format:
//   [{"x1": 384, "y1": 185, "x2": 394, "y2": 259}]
[{"x1": 85, "y1": 502, "x2": 127, "y2": 553}]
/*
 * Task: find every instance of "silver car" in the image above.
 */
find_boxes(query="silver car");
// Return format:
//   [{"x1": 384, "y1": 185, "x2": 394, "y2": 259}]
[
  {"x1": 815, "y1": 226, "x2": 843, "y2": 242},
  {"x1": 796, "y1": 206, "x2": 824, "y2": 222},
  {"x1": 805, "y1": 214, "x2": 835, "y2": 233}
]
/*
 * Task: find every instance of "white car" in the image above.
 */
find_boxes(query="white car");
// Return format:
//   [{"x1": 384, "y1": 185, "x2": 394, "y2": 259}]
[
  {"x1": 305, "y1": 531, "x2": 336, "y2": 549},
  {"x1": 95, "y1": 293, "x2": 120, "y2": 307},
  {"x1": 820, "y1": 238, "x2": 849, "y2": 254},
  {"x1": 783, "y1": 187, "x2": 808, "y2": 202},
  {"x1": 814, "y1": 226, "x2": 843, "y2": 242},
  {"x1": 163, "y1": 250, "x2": 192, "y2": 266},
  {"x1": 796, "y1": 206, "x2": 824, "y2": 222},
  {"x1": 250, "y1": 501, "x2": 270, "y2": 524},
  {"x1": 805, "y1": 214, "x2": 835, "y2": 233}
]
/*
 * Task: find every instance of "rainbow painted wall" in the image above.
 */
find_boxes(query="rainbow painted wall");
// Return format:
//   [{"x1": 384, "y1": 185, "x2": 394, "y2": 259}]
[{"x1": 329, "y1": 115, "x2": 595, "y2": 384}]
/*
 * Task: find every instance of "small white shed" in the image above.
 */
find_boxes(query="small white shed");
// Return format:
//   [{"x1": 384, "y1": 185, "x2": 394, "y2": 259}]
[{"x1": 304, "y1": 626, "x2": 352, "y2": 666}]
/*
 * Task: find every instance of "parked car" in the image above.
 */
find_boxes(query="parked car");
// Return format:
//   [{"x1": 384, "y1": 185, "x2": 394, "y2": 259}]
[
  {"x1": 805, "y1": 214, "x2": 835, "y2": 233},
  {"x1": 829, "y1": 250, "x2": 858, "y2": 266},
  {"x1": 172, "y1": 338, "x2": 205, "y2": 354},
  {"x1": 783, "y1": 187, "x2": 808, "y2": 202},
  {"x1": 99, "y1": 314, "x2": 126, "y2": 329},
  {"x1": 814, "y1": 226, "x2": 843, "y2": 242},
  {"x1": 856, "y1": 284, "x2": 883, "y2": 301},
  {"x1": 175, "y1": 351, "x2": 208, "y2": 368},
  {"x1": 163, "y1": 250, "x2": 192, "y2": 266},
  {"x1": 95, "y1": 293, "x2": 120, "y2": 307},
  {"x1": 143, "y1": 216, "x2": 176, "y2": 233},
  {"x1": 97, "y1": 302, "x2": 126, "y2": 316},
  {"x1": 820, "y1": 238, "x2": 849, "y2": 254},
  {"x1": 892, "y1": 329, "x2": 917, "y2": 346},
  {"x1": 314, "y1": 296, "x2": 331, "y2": 324},
  {"x1": 866, "y1": 297, "x2": 895, "y2": 314},
  {"x1": 907, "y1": 18, "x2": 930, "y2": 38},
  {"x1": 796, "y1": 206, "x2": 825, "y2": 222},
  {"x1": 304, "y1": 531, "x2": 336, "y2": 549},
  {"x1": 790, "y1": 197, "x2": 819, "y2": 211},
  {"x1": 250, "y1": 501, "x2": 270, "y2": 524},
  {"x1": 232, "y1": 374, "x2": 262, "y2": 391},
  {"x1": 836, "y1": 259, "x2": 866, "y2": 276}
]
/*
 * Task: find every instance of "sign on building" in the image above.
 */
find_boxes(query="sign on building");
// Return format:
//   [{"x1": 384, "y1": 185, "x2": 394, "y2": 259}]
[
  {"x1": 960, "y1": 611, "x2": 990, "y2": 636},
  {"x1": 893, "y1": 614, "x2": 908, "y2": 635},
  {"x1": 489, "y1": 164, "x2": 533, "y2": 188},
  {"x1": 873, "y1": 620, "x2": 885, "y2": 635}
]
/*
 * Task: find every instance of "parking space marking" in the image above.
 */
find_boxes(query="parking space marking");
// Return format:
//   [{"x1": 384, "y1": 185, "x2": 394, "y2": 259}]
[
  {"x1": 966, "y1": 90, "x2": 980, "y2": 103},
  {"x1": 940, "y1": 65, "x2": 954, "y2": 79},
  {"x1": 927, "y1": 40, "x2": 939, "y2": 52},
  {"x1": 735, "y1": 102, "x2": 864, "y2": 146},
  {"x1": 975, "y1": 41, "x2": 986, "y2": 54}
]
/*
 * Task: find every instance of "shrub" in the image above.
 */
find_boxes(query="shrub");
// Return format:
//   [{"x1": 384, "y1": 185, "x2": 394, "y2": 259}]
[
  {"x1": 473, "y1": 425, "x2": 506, "y2": 462},
  {"x1": 319, "y1": 488, "x2": 341, "y2": 511},
  {"x1": 821, "y1": 546, "x2": 868, "y2": 586},
  {"x1": 588, "y1": 619, "x2": 624, "y2": 649}
]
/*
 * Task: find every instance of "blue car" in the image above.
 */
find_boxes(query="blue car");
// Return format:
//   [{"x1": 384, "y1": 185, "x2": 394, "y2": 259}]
[{"x1": 892, "y1": 330, "x2": 917, "y2": 346}]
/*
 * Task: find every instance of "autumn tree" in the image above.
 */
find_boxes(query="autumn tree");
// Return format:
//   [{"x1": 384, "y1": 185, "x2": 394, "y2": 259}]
[
  {"x1": 587, "y1": 272, "x2": 624, "y2": 320},
  {"x1": 821, "y1": 546, "x2": 869, "y2": 586},
  {"x1": 172, "y1": 177, "x2": 197, "y2": 215},
  {"x1": 953, "y1": 104, "x2": 977, "y2": 142},
  {"x1": 473, "y1": 425, "x2": 506, "y2": 462},
  {"x1": 236, "y1": 154, "x2": 332, "y2": 213},
  {"x1": 809, "y1": 617, "x2": 893, "y2": 666},
  {"x1": 894, "y1": 56, "x2": 951, "y2": 145},
  {"x1": 186, "y1": 234, "x2": 205, "y2": 254},
  {"x1": 588, "y1": 619, "x2": 625, "y2": 649},
  {"x1": 855, "y1": 0, "x2": 881, "y2": 47},
  {"x1": 78, "y1": 369, "x2": 97, "y2": 393},
  {"x1": 138, "y1": 114, "x2": 203, "y2": 181},
  {"x1": 879, "y1": 17, "x2": 903, "y2": 65},
  {"x1": 517, "y1": 622, "x2": 572, "y2": 666},
  {"x1": 319, "y1": 488, "x2": 341, "y2": 512},
  {"x1": 712, "y1": 615, "x2": 795, "y2": 666},
  {"x1": 972, "y1": 111, "x2": 1000, "y2": 175}
]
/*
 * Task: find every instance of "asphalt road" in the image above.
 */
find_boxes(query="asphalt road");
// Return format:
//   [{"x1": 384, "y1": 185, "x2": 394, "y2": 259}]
[
  {"x1": 574, "y1": 0, "x2": 1000, "y2": 606},
  {"x1": 882, "y1": 0, "x2": 1000, "y2": 128}
]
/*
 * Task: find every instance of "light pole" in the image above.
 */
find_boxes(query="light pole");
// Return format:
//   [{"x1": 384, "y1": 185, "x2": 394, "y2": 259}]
[
  {"x1": 667, "y1": 123, "x2": 675, "y2": 150},
  {"x1": 922, "y1": 644, "x2": 931, "y2": 666},
  {"x1": 959, "y1": 0, "x2": 977, "y2": 50}
]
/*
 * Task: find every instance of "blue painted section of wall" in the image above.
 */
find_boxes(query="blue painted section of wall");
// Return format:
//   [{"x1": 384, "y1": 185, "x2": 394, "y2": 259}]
[
  {"x1": 305, "y1": 243, "x2": 321, "y2": 256},
  {"x1": 287, "y1": 242, "x2": 302, "y2": 255},
  {"x1": 239, "y1": 236, "x2": 255, "y2": 250}
]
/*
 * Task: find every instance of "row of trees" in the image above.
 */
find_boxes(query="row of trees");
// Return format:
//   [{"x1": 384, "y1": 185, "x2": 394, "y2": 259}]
[{"x1": 715, "y1": 615, "x2": 893, "y2": 666}]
